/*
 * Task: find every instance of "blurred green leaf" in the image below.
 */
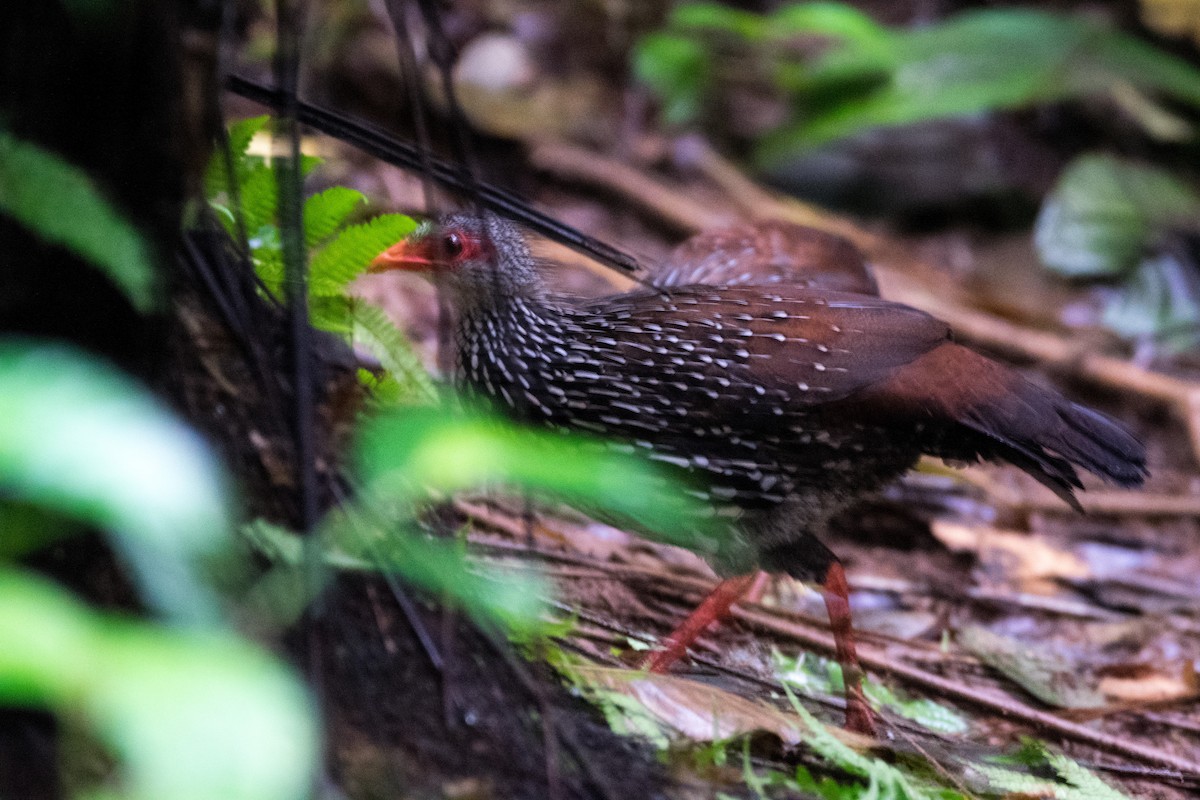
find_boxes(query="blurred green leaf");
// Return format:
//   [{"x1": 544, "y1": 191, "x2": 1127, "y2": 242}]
[
  {"x1": 638, "y1": 5, "x2": 1200, "y2": 160},
  {"x1": 671, "y1": 2, "x2": 768, "y2": 40},
  {"x1": 634, "y1": 33, "x2": 713, "y2": 125},
  {"x1": 0, "y1": 569, "x2": 317, "y2": 800},
  {"x1": 958, "y1": 626, "x2": 1106, "y2": 709},
  {"x1": 772, "y1": 3, "x2": 890, "y2": 52},
  {"x1": 243, "y1": 508, "x2": 547, "y2": 633},
  {"x1": 0, "y1": 342, "x2": 235, "y2": 624},
  {"x1": 760, "y1": 9, "x2": 1200, "y2": 160},
  {"x1": 774, "y1": 649, "x2": 968, "y2": 734},
  {"x1": 779, "y1": 682, "x2": 932, "y2": 798},
  {"x1": 977, "y1": 741, "x2": 1132, "y2": 800},
  {"x1": 355, "y1": 404, "x2": 731, "y2": 561},
  {"x1": 0, "y1": 130, "x2": 160, "y2": 313},
  {"x1": 309, "y1": 213, "x2": 418, "y2": 297},
  {"x1": 1036, "y1": 154, "x2": 1200, "y2": 278}
]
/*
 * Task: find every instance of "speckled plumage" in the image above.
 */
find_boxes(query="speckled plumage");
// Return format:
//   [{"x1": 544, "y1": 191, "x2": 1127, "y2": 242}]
[{"x1": 379, "y1": 213, "x2": 1147, "y2": 580}]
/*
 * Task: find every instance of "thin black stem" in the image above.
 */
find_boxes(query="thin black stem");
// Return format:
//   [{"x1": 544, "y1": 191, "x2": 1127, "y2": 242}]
[{"x1": 225, "y1": 74, "x2": 644, "y2": 277}]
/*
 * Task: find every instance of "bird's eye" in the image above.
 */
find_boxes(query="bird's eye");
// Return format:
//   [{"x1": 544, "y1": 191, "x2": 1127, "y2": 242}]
[{"x1": 442, "y1": 231, "x2": 464, "y2": 258}]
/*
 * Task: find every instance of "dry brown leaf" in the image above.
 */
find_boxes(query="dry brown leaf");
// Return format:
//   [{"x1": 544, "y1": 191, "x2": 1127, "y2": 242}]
[
  {"x1": 1097, "y1": 661, "x2": 1200, "y2": 705},
  {"x1": 575, "y1": 665, "x2": 803, "y2": 745},
  {"x1": 931, "y1": 520, "x2": 1090, "y2": 590},
  {"x1": 572, "y1": 665, "x2": 874, "y2": 750}
]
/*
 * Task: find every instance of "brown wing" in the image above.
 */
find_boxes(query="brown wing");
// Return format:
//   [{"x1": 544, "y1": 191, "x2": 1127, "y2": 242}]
[
  {"x1": 575, "y1": 285, "x2": 948, "y2": 412},
  {"x1": 654, "y1": 221, "x2": 879, "y2": 296},
  {"x1": 571, "y1": 285, "x2": 1145, "y2": 503}
]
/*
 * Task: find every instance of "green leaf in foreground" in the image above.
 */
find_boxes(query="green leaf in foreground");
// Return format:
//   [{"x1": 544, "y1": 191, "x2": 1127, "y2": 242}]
[
  {"x1": 0, "y1": 569, "x2": 317, "y2": 800},
  {"x1": 243, "y1": 514, "x2": 547, "y2": 633},
  {"x1": 205, "y1": 115, "x2": 271, "y2": 201},
  {"x1": 0, "y1": 342, "x2": 235, "y2": 624},
  {"x1": 354, "y1": 403, "x2": 733, "y2": 563},
  {"x1": 0, "y1": 129, "x2": 160, "y2": 312},
  {"x1": 1035, "y1": 154, "x2": 1200, "y2": 278}
]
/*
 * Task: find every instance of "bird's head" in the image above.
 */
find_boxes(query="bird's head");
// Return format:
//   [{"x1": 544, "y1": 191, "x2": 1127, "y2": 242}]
[{"x1": 370, "y1": 212, "x2": 541, "y2": 306}]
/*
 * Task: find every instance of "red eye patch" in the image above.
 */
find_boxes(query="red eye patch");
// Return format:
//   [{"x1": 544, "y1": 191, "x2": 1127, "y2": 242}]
[
  {"x1": 438, "y1": 226, "x2": 488, "y2": 264},
  {"x1": 370, "y1": 223, "x2": 492, "y2": 273}
]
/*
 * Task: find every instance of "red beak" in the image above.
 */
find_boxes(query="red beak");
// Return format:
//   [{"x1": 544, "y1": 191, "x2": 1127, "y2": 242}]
[{"x1": 369, "y1": 238, "x2": 435, "y2": 273}]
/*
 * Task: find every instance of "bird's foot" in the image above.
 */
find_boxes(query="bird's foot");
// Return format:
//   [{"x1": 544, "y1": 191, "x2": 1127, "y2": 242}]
[
  {"x1": 641, "y1": 572, "x2": 763, "y2": 672},
  {"x1": 843, "y1": 685, "x2": 877, "y2": 737},
  {"x1": 820, "y1": 561, "x2": 877, "y2": 736}
]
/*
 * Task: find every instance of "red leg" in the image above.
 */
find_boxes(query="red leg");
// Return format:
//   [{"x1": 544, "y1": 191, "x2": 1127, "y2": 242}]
[
  {"x1": 641, "y1": 572, "x2": 762, "y2": 673},
  {"x1": 821, "y1": 562, "x2": 876, "y2": 736}
]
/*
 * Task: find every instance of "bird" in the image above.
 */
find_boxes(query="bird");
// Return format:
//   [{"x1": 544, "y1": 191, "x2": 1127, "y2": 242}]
[
  {"x1": 653, "y1": 219, "x2": 879, "y2": 296},
  {"x1": 370, "y1": 212, "x2": 1147, "y2": 734}
]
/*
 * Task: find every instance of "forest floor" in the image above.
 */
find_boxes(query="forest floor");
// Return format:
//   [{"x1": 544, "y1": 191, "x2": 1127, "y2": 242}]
[{"x1": 302, "y1": 138, "x2": 1200, "y2": 799}]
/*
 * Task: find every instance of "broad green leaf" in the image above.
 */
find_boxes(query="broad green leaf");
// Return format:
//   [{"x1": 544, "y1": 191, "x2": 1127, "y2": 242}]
[
  {"x1": 0, "y1": 130, "x2": 160, "y2": 313},
  {"x1": 350, "y1": 303, "x2": 437, "y2": 404},
  {"x1": 0, "y1": 569, "x2": 317, "y2": 800},
  {"x1": 1036, "y1": 154, "x2": 1200, "y2": 277},
  {"x1": 309, "y1": 213, "x2": 418, "y2": 296},
  {"x1": 304, "y1": 186, "x2": 367, "y2": 248},
  {"x1": 0, "y1": 342, "x2": 235, "y2": 624},
  {"x1": 355, "y1": 404, "x2": 734, "y2": 563},
  {"x1": 743, "y1": 7, "x2": 1200, "y2": 159},
  {"x1": 772, "y1": 3, "x2": 890, "y2": 52}
]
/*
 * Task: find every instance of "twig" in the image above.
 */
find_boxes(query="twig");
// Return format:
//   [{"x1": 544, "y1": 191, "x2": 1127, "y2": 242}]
[
  {"x1": 529, "y1": 141, "x2": 734, "y2": 233},
  {"x1": 728, "y1": 604, "x2": 1200, "y2": 776}
]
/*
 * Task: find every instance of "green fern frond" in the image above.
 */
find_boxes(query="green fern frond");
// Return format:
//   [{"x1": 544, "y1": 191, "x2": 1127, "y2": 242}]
[
  {"x1": 1046, "y1": 751, "x2": 1130, "y2": 800},
  {"x1": 309, "y1": 213, "x2": 418, "y2": 297},
  {"x1": 204, "y1": 115, "x2": 269, "y2": 200},
  {"x1": 239, "y1": 166, "x2": 279, "y2": 236},
  {"x1": 304, "y1": 187, "x2": 366, "y2": 249},
  {"x1": 308, "y1": 295, "x2": 353, "y2": 335},
  {"x1": 780, "y1": 683, "x2": 933, "y2": 800},
  {"x1": 350, "y1": 303, "x2": 437, "y2": 403},
  {"x1": 250, "y1": 234, "x2": 285, "y2": 296}
]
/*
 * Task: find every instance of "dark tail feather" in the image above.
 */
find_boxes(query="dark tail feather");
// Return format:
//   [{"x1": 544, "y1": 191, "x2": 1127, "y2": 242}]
[
  {"x1": 948, "y1": 367, "x2": 1147, "y2": 505},
  {"x1": 871, "y1": 343, "x2": 1148, "y2": 506}
]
